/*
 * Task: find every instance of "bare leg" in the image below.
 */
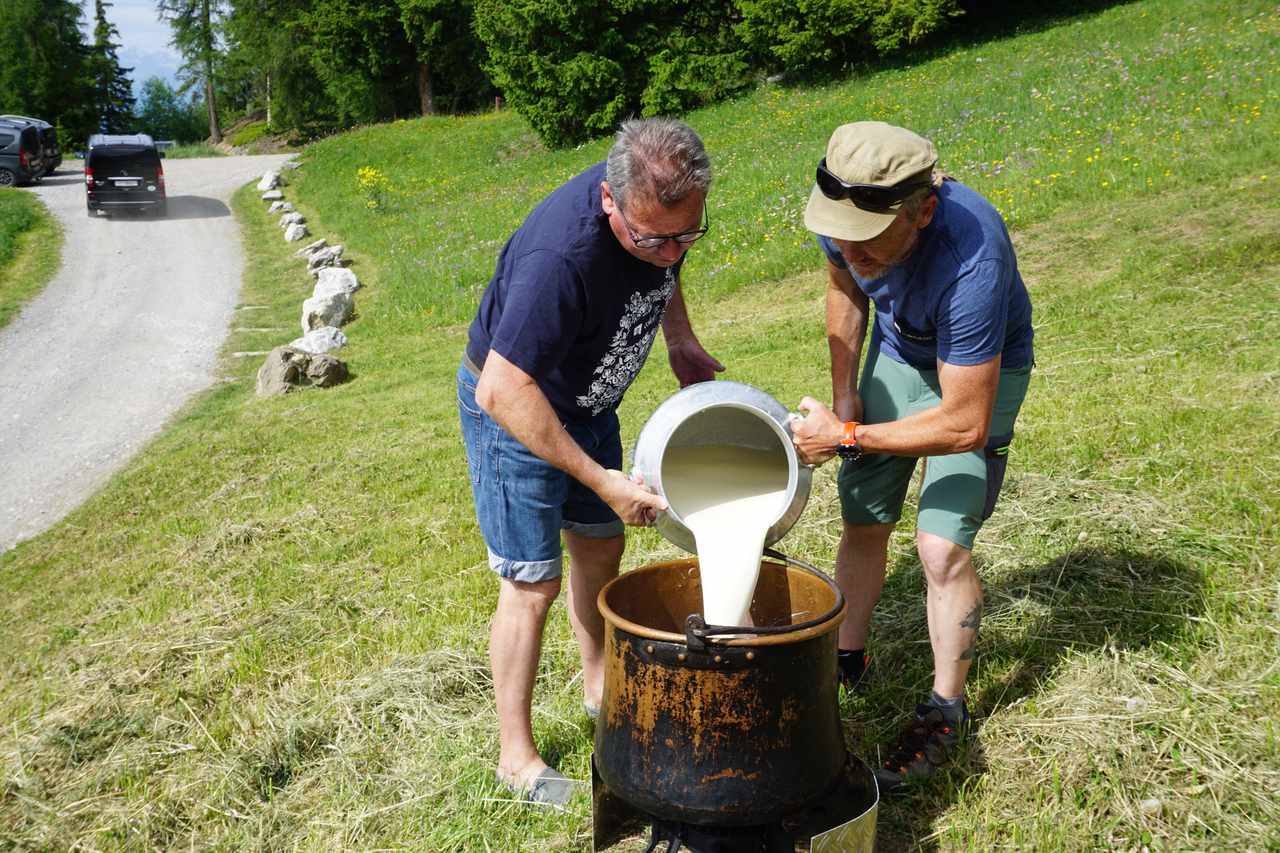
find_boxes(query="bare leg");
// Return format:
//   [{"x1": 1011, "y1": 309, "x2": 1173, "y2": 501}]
[
  {"x1": 491, "y1": 575, "x2": 561, "y2": 788},
  {"x1": 836, "y1": 522, "x2": 895, "y2": 650},
  {"x1": 564, "y1": 531, "x2": 624, "y2": 709},
  {"x1": 916, "y1": 531, "x2": 982, "y2": 699}
]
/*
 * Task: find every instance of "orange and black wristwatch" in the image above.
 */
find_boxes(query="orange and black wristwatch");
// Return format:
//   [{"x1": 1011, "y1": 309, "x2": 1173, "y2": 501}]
[{"x1": 835, "y1": 421, "x2": 864, "y2": 462}]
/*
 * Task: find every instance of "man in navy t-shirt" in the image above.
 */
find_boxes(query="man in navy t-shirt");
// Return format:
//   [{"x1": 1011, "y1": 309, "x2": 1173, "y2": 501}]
[
  {"x1": 458, "y1": 118, "x2": 723, "y2": 805},
  {"x1": 792, "y1": 122, "x2": 1034, "y2": 792}
]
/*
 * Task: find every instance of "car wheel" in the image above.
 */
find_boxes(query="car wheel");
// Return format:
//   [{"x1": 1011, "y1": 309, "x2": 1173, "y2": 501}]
[{"x1": 0, "y1": 168, "x2": 16, "y2": 188}]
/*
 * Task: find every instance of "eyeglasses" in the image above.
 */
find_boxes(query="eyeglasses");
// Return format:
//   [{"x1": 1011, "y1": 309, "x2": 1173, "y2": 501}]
[
  {"x1": 815, "y1": 158, "x2": 932, "y2": 214},
  {"x1": 616, "y1": 201, "x2": 710, "y2": 249}
]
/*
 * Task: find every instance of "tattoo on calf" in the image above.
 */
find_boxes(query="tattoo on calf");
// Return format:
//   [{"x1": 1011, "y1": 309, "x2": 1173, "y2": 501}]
[{"x1": 959, "y1": 601, "x2": 983, "y2": 661}]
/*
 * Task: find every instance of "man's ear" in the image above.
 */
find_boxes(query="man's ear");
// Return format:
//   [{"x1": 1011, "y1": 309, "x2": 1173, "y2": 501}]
[
  {"x1": 917, "y1": 193, "x2": 939, "y2": 229},
  {"x1": 600, "y1": 181, "x2": 616, "y2": 215}
]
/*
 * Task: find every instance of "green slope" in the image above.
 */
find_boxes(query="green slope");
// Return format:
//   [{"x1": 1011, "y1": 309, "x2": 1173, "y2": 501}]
[{"x1": 1, "y1": 1, "x2": 1276, "y2": 850}]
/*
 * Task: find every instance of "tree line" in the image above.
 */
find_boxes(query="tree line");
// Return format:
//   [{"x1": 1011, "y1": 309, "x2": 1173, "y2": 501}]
[
  {"x1": 6, "y1": 0, "x2": 987, "y2": 151},
  {"x1": 0, "y1": 0, "x2": 208, "y2": 149}
]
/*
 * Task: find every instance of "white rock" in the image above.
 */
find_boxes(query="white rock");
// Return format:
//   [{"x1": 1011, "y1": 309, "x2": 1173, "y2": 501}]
[
  {"x1": 1139, "y1": 798, "x2": 1162, "y2": 815},
  {"x1": 313, "y1": 267, "x2": 360, "y2": 298},
  {"x1": 284, "y1": 223, "x2": 309, "y2": 242},
  {"x1": 255, "y1": 346, "x2": 347, "y2": 396},
  {"x1": 295, "y1": 238, "x2": 327, "y2": 258},
  {"x1": 268, "y1": 201, "x2": 294, "y2": 214},
  {"x1": 279, "y1": 212, "x2": 306, "y2": 228},
  {"x1": 256, "y1": 171, "x2": 280, "y2": 191},
  {"x1": 307, "y1": 245, "x2": 345, "y2": 273},
  {"x1": 289, "y1": 326, "x2": 348, "y2": 354},
  {"x1": 261, "y1": 189, "x2": 284, "y2": 201},
  {"x1": 301, "y1": 290, "x2": 353, "y2": 332}
]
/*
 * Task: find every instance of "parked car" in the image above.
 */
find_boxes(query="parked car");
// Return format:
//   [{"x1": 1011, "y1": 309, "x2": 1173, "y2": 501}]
[
  {"x1": 0, "y1": 119, "x2": 45, "y2": 187},
  {"x1": 0, "y1": 115, "x2": 60, "y2": 174},
  {"x1": 85, "y1": 134, "x2": 167, "y2": 217}
]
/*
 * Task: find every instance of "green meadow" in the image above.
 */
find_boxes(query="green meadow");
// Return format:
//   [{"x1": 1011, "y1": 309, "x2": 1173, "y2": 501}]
[
  {"x1": 0, "y1": 189, "x2": 60, "y2": 331},
  {"x1": 2, "y1": 0, "x2": 1277, "y2": 850}
]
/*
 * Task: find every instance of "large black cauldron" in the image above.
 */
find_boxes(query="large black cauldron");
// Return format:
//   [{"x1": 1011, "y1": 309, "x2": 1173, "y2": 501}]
[{"x1": 594, "y1": 553, "x2": 846, "y2": 827}]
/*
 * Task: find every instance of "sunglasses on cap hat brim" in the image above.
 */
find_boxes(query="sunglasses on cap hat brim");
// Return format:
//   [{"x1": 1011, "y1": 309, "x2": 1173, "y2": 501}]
[{"x1": 815, "y1": 158, "x2": 933, "y2": 214}]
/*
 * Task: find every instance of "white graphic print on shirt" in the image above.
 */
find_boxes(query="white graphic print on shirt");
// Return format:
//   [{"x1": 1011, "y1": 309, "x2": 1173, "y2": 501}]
[{"x1": 576, "y1": 268, "x2": 677, "y2": 415}]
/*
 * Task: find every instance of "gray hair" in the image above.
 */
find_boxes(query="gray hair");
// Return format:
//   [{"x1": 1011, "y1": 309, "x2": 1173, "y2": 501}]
[
  {"x1": 901, "y1": 167, "x2": 948, "y2": 219},
  {"x1": 605, "y1": 117, "x2": 711, "y2": 210}
]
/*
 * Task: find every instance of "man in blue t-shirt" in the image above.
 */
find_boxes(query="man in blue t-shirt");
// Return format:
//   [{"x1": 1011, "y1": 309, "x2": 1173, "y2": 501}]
[
  {"x1": 792, "y1": 122, "x2": 1034, "y2": 792},
  {"x1": 458, "y1": 118, "x2": 723, "y2": 805}
]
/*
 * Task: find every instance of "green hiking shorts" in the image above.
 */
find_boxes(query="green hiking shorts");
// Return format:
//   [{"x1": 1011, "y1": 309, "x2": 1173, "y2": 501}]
[{"x1": 838, "y1": 348, "x2": 1032, "y2": 550}]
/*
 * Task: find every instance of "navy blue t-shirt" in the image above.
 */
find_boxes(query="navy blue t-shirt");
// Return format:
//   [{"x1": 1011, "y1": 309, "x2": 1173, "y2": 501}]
[
  {"x1": 817, "y1": 180, "x2": 1033, "y2": 370},
  {"x1": 467, "y1": 162, "x2": 681, "y2": 422}
]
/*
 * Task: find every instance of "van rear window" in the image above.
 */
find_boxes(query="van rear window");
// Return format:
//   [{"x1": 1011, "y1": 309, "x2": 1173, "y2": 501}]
[
  {"x1": 89, "y1": 146, "x2": 160, "y2": 166},
  {"x1": 0, "y1": 133, "x2": 13, "y2": 147}
]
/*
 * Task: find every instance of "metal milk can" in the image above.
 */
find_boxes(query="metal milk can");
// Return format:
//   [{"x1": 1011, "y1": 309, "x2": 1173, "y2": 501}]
[{"x1": 630, "y1": 380, "x2": 811, "y2": 556}]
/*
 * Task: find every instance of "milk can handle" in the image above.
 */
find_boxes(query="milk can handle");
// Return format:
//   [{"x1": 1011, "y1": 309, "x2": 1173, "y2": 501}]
[{"x1": 683, "y1": 549, "x2": 846, "y2": 650}]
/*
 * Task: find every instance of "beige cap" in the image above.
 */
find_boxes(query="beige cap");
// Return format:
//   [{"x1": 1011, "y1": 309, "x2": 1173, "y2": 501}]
[{"x1": 803, "y1": 121, "x2": 938, "y2": 241}]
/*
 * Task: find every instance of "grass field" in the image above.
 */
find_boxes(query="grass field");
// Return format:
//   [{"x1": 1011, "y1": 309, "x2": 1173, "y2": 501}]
[
  {"x1": 160, "y1": 143, "x2": 226, "y2": 159},
  {"x1": 0, "y1": 189, "x2": 61, "y2": 331},
  {"x1": 1, "y1": 0, "x2": 1277, "y2": 850}
]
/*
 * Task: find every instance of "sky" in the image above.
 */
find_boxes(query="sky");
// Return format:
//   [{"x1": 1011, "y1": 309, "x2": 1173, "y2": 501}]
[{"x1": 82, "y1": 0, "x2": 182, "y2": 95}]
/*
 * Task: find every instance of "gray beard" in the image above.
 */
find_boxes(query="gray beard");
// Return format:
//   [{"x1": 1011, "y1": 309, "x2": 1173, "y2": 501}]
[{"x1": 854, "y1": 229, "x2": 920, "y2": 281}]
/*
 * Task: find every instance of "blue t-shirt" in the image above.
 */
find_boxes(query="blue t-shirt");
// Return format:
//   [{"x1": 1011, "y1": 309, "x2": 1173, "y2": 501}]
[
  {"x1": 817, "y1": 180, "x2": 1033, "y2": 370},
  {"x1": 467, "y1": 162, "x2": 681, "y2": 422}
]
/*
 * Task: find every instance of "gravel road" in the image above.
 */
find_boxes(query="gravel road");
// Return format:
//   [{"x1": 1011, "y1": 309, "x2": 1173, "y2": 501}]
[{"x1": 0, "y1": 154, "x2": 295, "y2": 552}]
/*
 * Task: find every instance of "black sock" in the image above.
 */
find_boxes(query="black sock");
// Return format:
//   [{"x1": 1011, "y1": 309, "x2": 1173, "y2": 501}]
[
  {"x1": 837, "y1": 648, "x2": 866, "y2": 684},
  {"x1": 927, "y1": 690, "x2": 969, "y2": 726}
]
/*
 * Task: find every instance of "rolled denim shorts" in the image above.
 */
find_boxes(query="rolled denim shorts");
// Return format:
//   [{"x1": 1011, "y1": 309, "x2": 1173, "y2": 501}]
[
  {"x1": 838, "y1": 348, "x2": 1032, "y2": 550},
  {"x1": 457, "y1": 362, "x2": 625, "y2": 583}
]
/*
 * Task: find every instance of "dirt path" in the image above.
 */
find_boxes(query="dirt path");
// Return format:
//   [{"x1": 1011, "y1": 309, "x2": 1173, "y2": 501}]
[{"x1": 0, "y1": 154, "x2": 294, "y2": 551}]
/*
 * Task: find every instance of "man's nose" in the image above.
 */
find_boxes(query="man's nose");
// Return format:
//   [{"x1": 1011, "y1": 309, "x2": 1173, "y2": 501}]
[{"x1": 659, "y1": 238, "x2": 686, "y2": 263}]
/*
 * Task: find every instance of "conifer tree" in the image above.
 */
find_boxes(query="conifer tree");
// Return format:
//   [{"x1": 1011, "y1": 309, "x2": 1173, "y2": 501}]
[
  {"x1": 0, "y1": 0, "x2": 97, "y2": 145},
  {"x1": 90, "y1": 0, "x2": 136, "y2": 133},
  {"x1": 158, "y1": 0, "x2": 224, "y2": 142}
]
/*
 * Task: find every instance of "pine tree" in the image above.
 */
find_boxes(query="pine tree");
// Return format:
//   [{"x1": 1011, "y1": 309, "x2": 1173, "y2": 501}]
[
  {"x1": 158, "y1": 0, "x2": 225, "y2": 143},
  {"x1": 0, "y1": 0, "x2": 97, "y2": 146},
  {"x1": 90, "y1": 0, "x2": 136, "y2": 133}
]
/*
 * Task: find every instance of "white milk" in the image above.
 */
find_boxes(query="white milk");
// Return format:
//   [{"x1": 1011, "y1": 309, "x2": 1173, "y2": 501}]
[{"x1": 661, "y1": 445, "x2": 789, "y2": 625}]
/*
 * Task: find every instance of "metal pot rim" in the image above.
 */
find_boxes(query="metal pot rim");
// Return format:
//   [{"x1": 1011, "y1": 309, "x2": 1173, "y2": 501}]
[{"x1": 598, "y1": 553, "x2": 846, "y2": 647}]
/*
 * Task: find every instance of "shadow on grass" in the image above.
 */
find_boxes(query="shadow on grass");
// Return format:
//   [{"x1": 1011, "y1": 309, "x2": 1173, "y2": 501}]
[{"x1": 864, "y1": 544, "x2": 1205, "y2": 851}]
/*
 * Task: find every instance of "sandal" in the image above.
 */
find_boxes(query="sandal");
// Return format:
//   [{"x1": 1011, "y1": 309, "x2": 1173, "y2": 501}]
[{"x1": 497, "y1": 766, "x2": 576, "y2": 809}]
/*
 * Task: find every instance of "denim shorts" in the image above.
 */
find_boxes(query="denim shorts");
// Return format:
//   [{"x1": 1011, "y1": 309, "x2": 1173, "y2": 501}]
[
  {"x1": 838, "y1": 348, "x2": 1032, "y2": 550},
  {"x1": 457, "y1": 363, "x2": 625, "y2": 583}
]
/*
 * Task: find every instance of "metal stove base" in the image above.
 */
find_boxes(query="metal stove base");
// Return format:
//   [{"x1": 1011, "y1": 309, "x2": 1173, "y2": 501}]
[{"x1": 591, "y1": 754, "x2": 879, "y2": 852}]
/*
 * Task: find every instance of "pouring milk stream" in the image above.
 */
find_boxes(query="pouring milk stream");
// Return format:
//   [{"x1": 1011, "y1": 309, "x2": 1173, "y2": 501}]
[{"x1": 661, "y1": 445, "x2": 789, "y2": 625}]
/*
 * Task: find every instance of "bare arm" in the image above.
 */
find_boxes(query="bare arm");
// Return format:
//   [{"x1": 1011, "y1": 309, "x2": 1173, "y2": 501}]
[
  {"x1": 474, "y1": 350, "x2": 666, "y2": 525},
  {"x1": 794, "y1": 356, "x2": 1001, "y2": 462},
  {"x1": 662, "y1": 280, "x2": 724, "y2": 387},
  {"x1": 825, "y1": 261, "x2": 869, "y2": 422}
]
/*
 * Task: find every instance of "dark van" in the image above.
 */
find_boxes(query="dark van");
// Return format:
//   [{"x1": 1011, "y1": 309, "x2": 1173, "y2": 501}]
[
  {"x1": 0, "y1": 115, "x2": 61, "y2": 174},
  {"x1": 0, "y1": 119, "x2": 44, "y2": 187},
  {"x1": 85, "y1": 134, "x2": 167, "y2": 217}
]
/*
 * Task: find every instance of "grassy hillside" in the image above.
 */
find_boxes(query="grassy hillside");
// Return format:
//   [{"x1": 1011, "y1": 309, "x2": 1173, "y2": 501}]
[
  {"x1": 2, "y1": 0, "x2": 1277, "y2": 850},
  {"x1": 0, "y1": 189, "x2": 61, "y2": 331}
]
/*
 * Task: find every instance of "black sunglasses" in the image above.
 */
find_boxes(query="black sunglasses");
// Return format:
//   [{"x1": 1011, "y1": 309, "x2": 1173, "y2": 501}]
[
  {"x1": 617, "y1": 202, "x2": 710, "y2": 249},
  {"x1": 815, "y1": 158, "x2": 932, "y2": 213}
]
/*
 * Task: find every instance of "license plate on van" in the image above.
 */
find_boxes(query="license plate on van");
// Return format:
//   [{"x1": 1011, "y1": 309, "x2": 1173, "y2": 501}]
[{"x1": 114, "y1": 179, "x2": 139, "y2": 187}]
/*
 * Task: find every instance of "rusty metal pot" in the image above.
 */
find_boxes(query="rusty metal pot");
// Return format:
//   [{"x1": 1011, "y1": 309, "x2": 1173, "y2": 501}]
[{"x1": 594, "y1": 551, "x2": 847, "y2": 827}]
